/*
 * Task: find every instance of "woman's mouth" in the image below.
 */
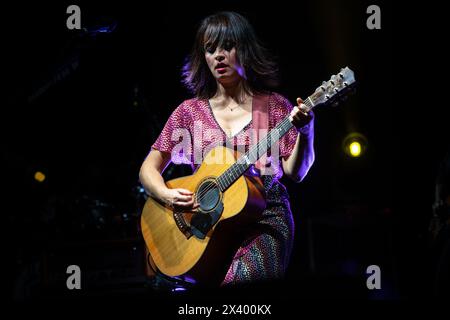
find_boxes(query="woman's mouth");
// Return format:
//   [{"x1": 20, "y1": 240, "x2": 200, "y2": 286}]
[
  {"x1": 215, "y1": 62, "x2": 228, "y2": 72},
  {"x1": 216, "y1": 67, "x2": 228, "y2": 74}
]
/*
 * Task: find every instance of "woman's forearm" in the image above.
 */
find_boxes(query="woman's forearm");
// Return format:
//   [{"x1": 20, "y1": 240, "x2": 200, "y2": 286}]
[
  {"x1": 139, "y1": 164, "x2": 168, "y2": 199},
  {"x1": 139, "y1": 150, "x2": 171, "y2": 199},
  {"x1": 139, "y1": 151, "x2": 196, "y2": 208},
  {"x1": 282, "y1": 132, "x2": 315, "y2": 182}
]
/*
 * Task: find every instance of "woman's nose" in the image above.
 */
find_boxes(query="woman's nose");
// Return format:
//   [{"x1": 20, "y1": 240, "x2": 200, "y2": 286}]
[{"x1": 215, "y1": 53, "x2": 225, "y2": 62}]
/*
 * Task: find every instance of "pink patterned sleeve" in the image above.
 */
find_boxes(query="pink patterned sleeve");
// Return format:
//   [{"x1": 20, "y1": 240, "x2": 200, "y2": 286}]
[
  {"x1": 270, "y1": 93, "x2": 299, "y2": 158},
  {"x1": 151, "y1": 101, "x2": 193, "y2": 162}
]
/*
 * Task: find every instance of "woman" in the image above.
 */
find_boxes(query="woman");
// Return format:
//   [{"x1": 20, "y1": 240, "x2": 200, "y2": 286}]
[{"x1": 139, "y1": 11, "x2": 315, "y2": 286}]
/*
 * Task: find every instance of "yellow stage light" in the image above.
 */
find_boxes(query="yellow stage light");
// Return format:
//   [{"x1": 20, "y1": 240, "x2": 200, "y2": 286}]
[
  {"x1": 343, "y1": 133, "x2": 367, "y2": 158},
  {"x1": 34, "y1": 171, "x2": 46, "y2": 182},
  {"x1": 349, "y1": 141, "x2": 362, "y2": 157}
]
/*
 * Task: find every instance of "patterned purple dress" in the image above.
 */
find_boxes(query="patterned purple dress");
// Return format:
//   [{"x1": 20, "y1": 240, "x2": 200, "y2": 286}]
[{"x1": 152, "y1": 92, "x2": 298, "y2": 285}]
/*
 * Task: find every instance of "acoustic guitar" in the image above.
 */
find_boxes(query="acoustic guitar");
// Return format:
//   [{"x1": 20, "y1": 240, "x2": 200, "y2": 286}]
[{"x1": 141, "y1": 67, "x2": 356, "y2": 285}]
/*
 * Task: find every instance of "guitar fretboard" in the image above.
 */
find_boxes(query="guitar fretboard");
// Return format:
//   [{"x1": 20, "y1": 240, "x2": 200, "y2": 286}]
[{"x1": 216, "y1": 97, "x2": 314, "y2": 191}]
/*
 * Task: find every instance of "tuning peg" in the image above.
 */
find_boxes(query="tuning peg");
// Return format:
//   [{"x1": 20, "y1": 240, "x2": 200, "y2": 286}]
[
  {"x1": 330, "y1": 80, "x2": 335, "y2": 85},
  {"x1": 334, "y1": 88, "x2": 339, "y2": 93},
  {"x1": 320, "y1": 86, "x2": 326, "y2": 92},
  {"x1": 339, "y1": 73, "x2": 344, "y2": 79}
]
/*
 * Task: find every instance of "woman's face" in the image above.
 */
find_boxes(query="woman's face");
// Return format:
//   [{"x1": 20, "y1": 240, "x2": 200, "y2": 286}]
[{"x1": 204, "y1": 39, "x2": 246, "y2": 85}]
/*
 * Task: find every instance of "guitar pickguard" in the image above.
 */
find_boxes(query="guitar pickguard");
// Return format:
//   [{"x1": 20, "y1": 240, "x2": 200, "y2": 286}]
[
  {"x1": 191, "y1": 177, "x2": 224, "y2": 239},
  {"x1": 191, "y1": 201, "x2": 223, "y2": 239}
]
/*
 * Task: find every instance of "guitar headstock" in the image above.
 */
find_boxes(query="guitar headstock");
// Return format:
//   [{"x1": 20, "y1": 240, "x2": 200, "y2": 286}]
[{"x1": 307, "y1": 67, "x2": 356, "y2": 109}]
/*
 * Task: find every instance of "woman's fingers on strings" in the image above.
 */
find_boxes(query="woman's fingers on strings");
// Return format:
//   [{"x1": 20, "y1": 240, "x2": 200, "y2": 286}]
[
  {"x1": 289, "y1": 106, "x2": 298, "y2": 122},
  {"x1": 291, "y1": 106, "x2": 307, "y2": 121},
  {"x1": 296, "y1": 97, "x2": 312, "y2": 116},
  {"x1": 177, "y1": 189, "x2": 193, "y2": 195},
  {"x1": 175, "y1": 194, "x2": 192, "y2": 202},
  {"x1": 174, "y1": 197, "x2": 196, "y2": 208}
]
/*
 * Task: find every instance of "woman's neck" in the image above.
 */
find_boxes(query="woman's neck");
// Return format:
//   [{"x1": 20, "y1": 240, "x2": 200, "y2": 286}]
[{"x1": 214, "y1": 79, "x2": 251, "y2": 104}]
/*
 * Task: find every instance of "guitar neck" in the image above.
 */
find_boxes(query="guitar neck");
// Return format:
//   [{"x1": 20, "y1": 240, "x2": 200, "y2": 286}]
[
  {"x1": 215, "y1": 65, "x2": 356, "y2": 191},
  {"x1": 216, "y1": 97, "x2": 315, "y2": 192}
]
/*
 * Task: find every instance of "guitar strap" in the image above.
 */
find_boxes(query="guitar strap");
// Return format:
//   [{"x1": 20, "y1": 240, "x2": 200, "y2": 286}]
[{"x1": 252, "y1": 93, "x2": 270, "y2": 170}]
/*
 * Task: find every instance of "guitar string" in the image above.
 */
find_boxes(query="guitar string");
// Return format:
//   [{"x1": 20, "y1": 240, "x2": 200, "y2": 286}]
[
  {"x1": 193, "y1": 101, "x2": 312, "y2": 204},
  {"x1": 194, "y1": 117, "x2": 291, "y2": 202},
  {"x1": 197, "y1": 96, "x2": 316, "y2": 200},
  {"x1": 194, "y1": 99, "x2": 313, "y2": 203},
  {"x1": 193, "y1": 120, "x2": 290, "y2": 203},
  {"x1": 193, "y1": 99, "x2": 314, "y2": 204}
]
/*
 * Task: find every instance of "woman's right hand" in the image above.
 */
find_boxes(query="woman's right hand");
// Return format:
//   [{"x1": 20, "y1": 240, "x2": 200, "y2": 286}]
[{"x1": 160, "y1": 188, "x2": 198, "y2": 210}]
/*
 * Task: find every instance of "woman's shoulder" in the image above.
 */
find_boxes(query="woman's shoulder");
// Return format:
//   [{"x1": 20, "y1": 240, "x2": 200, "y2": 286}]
[
  {"x1": 171, "y1": 97, "x2": 207, "y2": 115},
  {"x1": 167, "y1": 97, "x2": 203, "y2": 114},
  {"x1": 179, "y1": 97, "x2": 207, "y2": 108}
]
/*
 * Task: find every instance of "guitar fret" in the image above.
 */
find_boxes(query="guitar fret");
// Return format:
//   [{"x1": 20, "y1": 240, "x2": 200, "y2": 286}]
[{"x1": 305, "y1": 98, "x2": 314, "y2": 111}]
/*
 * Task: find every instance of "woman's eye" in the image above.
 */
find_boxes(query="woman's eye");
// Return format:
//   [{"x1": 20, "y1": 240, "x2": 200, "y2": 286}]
[
  {"x1": 204, "y1": 41, "x2": 234, "y2": 53},
  {"x1": 205, "y1": 45, "x2": 215, "y2": 54}
]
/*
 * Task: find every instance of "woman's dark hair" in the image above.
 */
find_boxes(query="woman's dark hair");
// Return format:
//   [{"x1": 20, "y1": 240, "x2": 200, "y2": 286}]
[{"x1": 182, "y1": 11, "x2": 279, "y2": 99}]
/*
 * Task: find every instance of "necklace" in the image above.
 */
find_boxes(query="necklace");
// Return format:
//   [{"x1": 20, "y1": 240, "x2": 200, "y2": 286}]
[{"x1": 228, "y1": 101, "x2": 246, "y2": 112}]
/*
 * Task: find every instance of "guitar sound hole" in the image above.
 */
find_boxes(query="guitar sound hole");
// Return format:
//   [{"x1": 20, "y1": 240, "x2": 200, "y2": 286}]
[{"x1": 196, "y1": 180, "x2": 220, "y2": 212}]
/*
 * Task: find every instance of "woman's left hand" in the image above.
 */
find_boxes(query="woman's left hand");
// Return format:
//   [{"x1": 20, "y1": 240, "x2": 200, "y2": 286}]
[{"x1": 289, "y1": 97, "x2": 314, "y2": 136}]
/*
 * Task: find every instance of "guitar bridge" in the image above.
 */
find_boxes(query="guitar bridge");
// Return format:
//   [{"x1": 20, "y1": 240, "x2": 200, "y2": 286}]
[{"x1": 173, "y1": 211, "x2": 193, "y2": 239}]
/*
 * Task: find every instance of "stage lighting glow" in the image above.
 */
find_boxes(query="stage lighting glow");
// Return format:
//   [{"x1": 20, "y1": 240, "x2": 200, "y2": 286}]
[
  {"x1": 34, "y1": 171, "x2": 46, "y2": 182},
  {"x1": 349, "y1": 141, "x2": 362, "y2": 157},
  {"x1": 343, "y1": 132, "x2": 367, "y2": 158}
]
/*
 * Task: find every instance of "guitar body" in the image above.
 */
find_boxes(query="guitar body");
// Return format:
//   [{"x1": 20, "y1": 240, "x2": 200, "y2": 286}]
[{"x1": 140, "y1": 146, "x2": 266, "y2": 285}]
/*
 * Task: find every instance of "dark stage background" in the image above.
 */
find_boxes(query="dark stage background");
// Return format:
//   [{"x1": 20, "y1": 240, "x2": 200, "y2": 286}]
[{"x1": 2, "y1": 0, "x2": 448, "y2": 306}]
